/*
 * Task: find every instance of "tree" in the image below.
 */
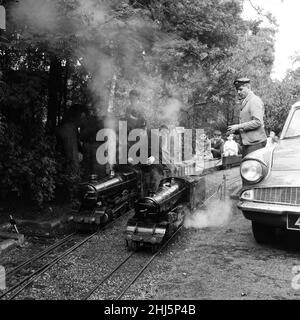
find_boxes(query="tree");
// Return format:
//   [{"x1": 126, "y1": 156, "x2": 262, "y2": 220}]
[
  {"x1": 0, "y1": 0, "x2": 282, "y2": 207},
  {"x1": 264, "y1": 69, "x2": 300, "y2": 135}
]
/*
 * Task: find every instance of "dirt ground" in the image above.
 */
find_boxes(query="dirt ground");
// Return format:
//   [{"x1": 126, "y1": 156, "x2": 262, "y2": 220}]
[
  {"x1": 2, "y1": 167, "x2": 300, "y2": 300},
  {"x1": 142, "y1": 197, "x2": 300, "y2": 300},
  {"x1": 117, "y1": 168, "x2": 300, "y2": 300}
]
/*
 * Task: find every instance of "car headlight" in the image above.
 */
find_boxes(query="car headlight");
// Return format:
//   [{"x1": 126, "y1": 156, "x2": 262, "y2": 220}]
[{"x1": 240, "y1": 160, "x2": 263, "y2": 183}]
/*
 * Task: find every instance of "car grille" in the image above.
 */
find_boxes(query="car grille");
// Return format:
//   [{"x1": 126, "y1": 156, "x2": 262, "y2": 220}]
[{"x1": 254, "y1": 187, "x2": 300, "y2": 206}]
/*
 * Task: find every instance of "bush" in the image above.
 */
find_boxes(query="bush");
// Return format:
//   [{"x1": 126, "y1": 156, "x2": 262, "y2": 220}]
[{"x1": 0, "y1": 123, "x2": 80, "y2": 207}]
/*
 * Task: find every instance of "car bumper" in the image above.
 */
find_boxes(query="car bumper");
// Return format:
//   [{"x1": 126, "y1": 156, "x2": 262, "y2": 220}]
[{"x1": 237, "y1": 201, "x2": 300, "y2": 227}]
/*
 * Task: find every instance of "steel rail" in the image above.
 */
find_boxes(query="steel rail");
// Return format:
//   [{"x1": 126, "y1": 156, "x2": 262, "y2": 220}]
[
  {"x1": 6, "y1": 232, "x2": 76, "y2": 278},
  {"x1": 2, "y1": 171, "x2": 241, "y2": 300},
  {"x1": 82, "y1": 252, "x2": 136, "y2": 300},
  {"x1": 0, "y1": 213, "x2": 128, "y2": 300},
  {"x1": 116, "y1": 223, "x2": 184, "y2": 300},
  {"x1": 116, "y1": 174, "x2": 242, "y2": 299},
  {"x1": 83, "y1": 175, "x2": 240, "y2": 300},
  {"x1": 5, "y1": 231, "x2": 99, "y2": 300}
]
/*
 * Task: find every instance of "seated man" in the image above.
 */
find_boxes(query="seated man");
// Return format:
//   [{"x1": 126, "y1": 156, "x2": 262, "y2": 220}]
[
  {"x1": 210, "y1": 130, "x2": 224, "y2": 159},
  {"x1": 223, "y1": 133, "x2": 239, "y2": 157}
]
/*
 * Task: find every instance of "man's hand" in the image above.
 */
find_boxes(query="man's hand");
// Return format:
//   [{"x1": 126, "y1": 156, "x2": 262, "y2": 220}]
[
  {"x1": 147, "y1": 156, "x2": 155, "y2": 165},
  {"x1": 128, "y1": 157, "x2": 134, "y2": 164},
  {"x1": 227, "y1": 124, "x2": 240, "y2": 134}
]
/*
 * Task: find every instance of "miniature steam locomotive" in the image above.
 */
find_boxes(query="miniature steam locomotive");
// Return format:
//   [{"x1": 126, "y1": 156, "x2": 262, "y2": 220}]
[
  {"x1": 71, "y1": 166, "x2": 145, "y2": 232},
  {"x1": 70, "y1": 153, "x2": 239, "y2": 235},
  {"x1": 125, "y1": 175, "x2": 206, "y2": 252}
]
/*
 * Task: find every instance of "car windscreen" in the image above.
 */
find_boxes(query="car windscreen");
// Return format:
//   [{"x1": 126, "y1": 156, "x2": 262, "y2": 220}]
[{"x1": 284, "y1": 108, "x2": 300, "y2": 138}]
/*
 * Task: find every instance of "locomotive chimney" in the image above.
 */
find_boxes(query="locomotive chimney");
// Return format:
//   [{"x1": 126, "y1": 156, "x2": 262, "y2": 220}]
[{"x1": 90, "y1": 174, "x2": 98, "y2": 181}]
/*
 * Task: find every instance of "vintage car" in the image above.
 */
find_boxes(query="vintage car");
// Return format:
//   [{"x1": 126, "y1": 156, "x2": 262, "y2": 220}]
[{"x1": 237, "y1": 101, "x2": 300, "y2": 244}]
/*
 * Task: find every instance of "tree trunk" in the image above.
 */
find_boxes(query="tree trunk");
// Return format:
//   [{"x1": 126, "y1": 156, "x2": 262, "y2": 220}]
[
  {"x1": 47, "y1": 55, "x2": 62, "y2": 133},
  {"x1": 58, "y1": 59, "x2": 70, "y2": 127},
  {"x1": 57, "y1": 122, "x2": 80, "y2": 169}
]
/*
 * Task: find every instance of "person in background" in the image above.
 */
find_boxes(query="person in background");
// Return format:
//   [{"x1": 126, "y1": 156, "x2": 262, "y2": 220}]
[
  {"x1": 223, "y1": 133, "x2": 239, "y2": 157},
  {"x1": 56, "y1": 103, "x2": 84, "y2": 170},
  {"x1": 266, "y1": 130, "x2": 278, "y2": 147},
  {"x1": 79, "y1": 103, "x2": 109, "y2": 179},
  {"x1": 197, "y1": 132, "x2": 213, "y2": 160},
  {"x1": 121, "y1": 89, "x2": 147, "y2": 165},
  {"x1": 125, "y1": 89, "x2": 147, "y2": 133},
  {"x1": 210, "y1": 130, "x2": 224, "y2": 159},
  {"x1": 145, "y1": 124, "x2": 174, "y2": 193},
  {"x1": 234, "y1": 134, "x2": 243, "y2": 155},
  {"x1": 227, "y1": 77, "x2": 267, "y2": 157}
]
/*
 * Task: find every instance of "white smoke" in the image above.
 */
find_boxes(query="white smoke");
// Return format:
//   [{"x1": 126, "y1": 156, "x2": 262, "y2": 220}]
[
  {"x1": 80, "y1": 47, "x2": 115, "y2": 116},
  {"x1": 10, "y1": 0, "x2": 187, "y2": 124},
  {"x1": 75, "y1": 0, "x2": 109, "y2": 26},
  {"x1": 184, "y1": 198, "x2": 233, "y2": 229},
  {"x1": 11, "y1": 0, "x2": 59, "y2": 33},
  {"x1": 161, "y1": 96, "x2": 183, "y2": 126}
]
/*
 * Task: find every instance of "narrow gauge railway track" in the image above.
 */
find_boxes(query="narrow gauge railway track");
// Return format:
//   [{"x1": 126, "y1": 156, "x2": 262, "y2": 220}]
[
  {"x1": 1, "y1": 172, "x2": 241, "y2": 300},
  {"x1": 83, "y1": 174, "x2": 241, "y2": 300},
  {"x1": 82, "y1": 225, "x2": 183, "y2": 300},
  {"x1": 0, "y1": 213, "x2": 130, "y2": 300},
  {"x1": 5, "y1": 233, "x2": 76, "y2": 279}
]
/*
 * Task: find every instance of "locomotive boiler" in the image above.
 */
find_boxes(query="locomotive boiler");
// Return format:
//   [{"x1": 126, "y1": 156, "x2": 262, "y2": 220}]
[
  {"x1": 125, "y1": 175, "x2": 206, "y2": 252},
  {"x1": 71, "y1": 166, "x2": 144, "y2": 232}
]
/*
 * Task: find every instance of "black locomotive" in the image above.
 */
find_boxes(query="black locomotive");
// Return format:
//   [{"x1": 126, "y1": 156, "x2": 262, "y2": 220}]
[
  {"x1": 125, "y1": 175, "x2": 206, "y2": 252},
  {"x1": 71, "y1": 166, "x2": 145, "y2": 232}
]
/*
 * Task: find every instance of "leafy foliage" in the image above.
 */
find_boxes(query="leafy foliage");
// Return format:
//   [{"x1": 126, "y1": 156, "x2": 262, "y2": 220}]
[
  {"x1": 0, "y1": 0, "x2": 296, "y2": 208},
  {"x1": 264, "y1": 69, "x2": 300, "y2": 135}
]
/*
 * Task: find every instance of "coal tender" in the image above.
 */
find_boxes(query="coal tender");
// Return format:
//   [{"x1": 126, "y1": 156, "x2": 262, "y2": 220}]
[
  {"x1": 125, "y1": 175, "x2": 205, "y2": 251},
  {"x1": 72, "y1": 166, "x2": 142, "y2": 232}
]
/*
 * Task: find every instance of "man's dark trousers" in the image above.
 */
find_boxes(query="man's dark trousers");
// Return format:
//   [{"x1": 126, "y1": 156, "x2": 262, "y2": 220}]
[{"x1": 242, "y1": 140, "x2": 267, "y2": 158}]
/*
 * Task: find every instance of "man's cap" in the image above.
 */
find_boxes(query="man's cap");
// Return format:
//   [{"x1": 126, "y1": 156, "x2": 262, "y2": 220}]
[{"x1": 233, "y1": 77, "x2": 250, "y2": 88}]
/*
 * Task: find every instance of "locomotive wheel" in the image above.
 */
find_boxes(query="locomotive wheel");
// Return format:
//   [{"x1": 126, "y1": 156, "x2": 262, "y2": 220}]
[
  {"x1": 128, "y1": 241, "x2": 138, "y2": 251},
  {"x1": 151, "y1": 244, "x2": 159, "y2": 253}
]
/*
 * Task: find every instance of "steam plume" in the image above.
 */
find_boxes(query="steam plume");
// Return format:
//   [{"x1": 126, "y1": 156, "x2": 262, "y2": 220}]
[
  {"x1": 10, "y1": 0, "x2": 188, "y2": 125},
  {"x1": 184, "y1": 198, "x2": 233, "y2": 229},
  {"x1": 11, "y1": 0, "x2": 59, "y2": 33}
]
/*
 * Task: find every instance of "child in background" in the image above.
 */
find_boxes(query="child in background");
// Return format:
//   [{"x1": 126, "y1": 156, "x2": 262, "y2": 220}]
[
  {"x1": 266, "y1": 131, "x2": 278, "y2": 147},
  {"x1": 197, "y1": 133, "x2": 213, "y2": 160},
  {"x1": 223, "y1": 133, "x2": 239, "y2": 157},
  {"x1": 210, "y1": 130, "x2": 224, "y2": 159}
]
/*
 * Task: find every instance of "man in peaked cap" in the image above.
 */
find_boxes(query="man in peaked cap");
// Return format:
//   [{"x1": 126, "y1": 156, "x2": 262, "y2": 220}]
[{"x1": 227, "y1": 77, "x2": 267, "y2": 157}]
